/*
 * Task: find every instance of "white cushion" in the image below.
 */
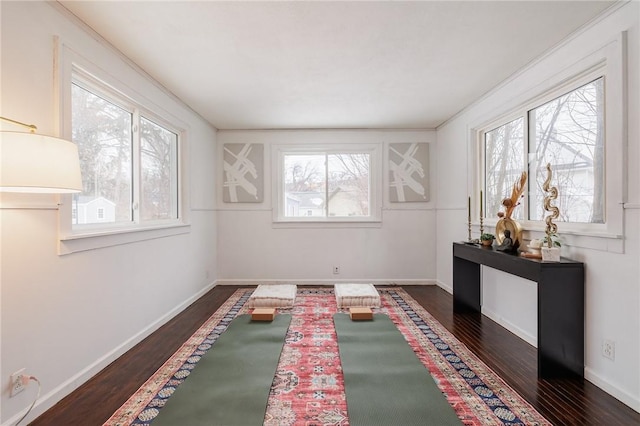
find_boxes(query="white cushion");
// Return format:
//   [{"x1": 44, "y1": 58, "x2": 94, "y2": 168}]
[
  {"x1": 248, "y1": 284, "x2": 297, "y2": 308},
  {"x1": 334, "y1": 283, "x2": 380, "y2": 308}
]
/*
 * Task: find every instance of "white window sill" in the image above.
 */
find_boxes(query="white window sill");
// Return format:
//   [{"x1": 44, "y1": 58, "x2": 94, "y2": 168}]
[
  {"x1": 475, "y1": 221, "x2": 624, "y2": 253},
  {"x1": 524, "y1": 229, "x2": 624, "y2": 254},
  {"x1": 59, "y1": 223, "x2": 190, "y2": 254},
  {"x1": 272, "y1": 219, "x2": 382, "y2": 229}
]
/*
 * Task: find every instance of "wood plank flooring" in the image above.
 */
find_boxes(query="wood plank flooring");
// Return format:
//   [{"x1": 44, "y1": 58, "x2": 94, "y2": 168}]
[
  {"x1": 403, "y1": 285, "x2": 639, "y2": 426},
  {"x1": 31, "y1": 285, "x2": 639, "y2": 425}
]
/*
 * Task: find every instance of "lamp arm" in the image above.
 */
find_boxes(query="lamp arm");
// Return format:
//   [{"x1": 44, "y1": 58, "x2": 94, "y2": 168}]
[{"x1": 0, "y1": 116, "x2": 38, "y2": 133}]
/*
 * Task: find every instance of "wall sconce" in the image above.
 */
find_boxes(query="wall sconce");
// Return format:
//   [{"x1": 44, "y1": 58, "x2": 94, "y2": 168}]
[{"x1": 0, "y1": 116, "x2": 82, "y2": 193}]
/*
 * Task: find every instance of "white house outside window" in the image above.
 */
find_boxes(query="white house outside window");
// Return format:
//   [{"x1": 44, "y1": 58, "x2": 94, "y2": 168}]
[
  {"x1": 274, "y1": 145, "x2": 380, "y2": 223},
  {"x1": 71, "y1": 78, "x2": 180, "y2": 230}
]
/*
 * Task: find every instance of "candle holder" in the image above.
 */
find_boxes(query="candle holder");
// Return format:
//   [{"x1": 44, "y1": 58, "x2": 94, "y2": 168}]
[
  {"x1": 466, "y1": 196, "x2": 473, "y2": 242},
  {"x1": 479, "y1": 190, "x2": 484, "y2": 236}
]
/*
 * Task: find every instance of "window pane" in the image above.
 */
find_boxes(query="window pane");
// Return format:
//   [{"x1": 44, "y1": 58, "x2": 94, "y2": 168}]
[
  {"x1": 140, "y1": 117, "x2": 178, "y2": 220},
  {"x1": 71, "y1": 83, "x2": 132, "y2": 225},
  {"x1": 283, "y1": 154, "x2": 326, "y2": 217},
  {"x1": 529, "y1": 78, "x2": 604, "y2": 223},
  {"x1": 328, "y1": 154, "x2": 370, "y2": 217},
  {"x1": 485, "y1": 117, "x2": 525, "y2": 220}
]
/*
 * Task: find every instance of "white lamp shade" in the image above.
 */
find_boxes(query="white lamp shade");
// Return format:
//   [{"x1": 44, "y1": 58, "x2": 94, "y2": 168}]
[{"x1": 0, "y1": 131, "x2": 83, "y2": 193}]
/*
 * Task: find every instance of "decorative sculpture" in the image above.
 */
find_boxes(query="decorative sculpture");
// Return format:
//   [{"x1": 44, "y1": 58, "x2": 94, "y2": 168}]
[
  {"x1": 541, "y1": 163, "x2": 561, "y2": 261},
  {"x1": 495, "y1": 171, "x2": 527, "y2": 249},
  {"x1": 496, "y1": 229, "x2": 517, "y2": 253},
  {"x1": 498, "y1": 171, "x2": 527, "y2": 220},
  {"x1": 542, "y1": 163, "x2": 559, "y2": 247}
]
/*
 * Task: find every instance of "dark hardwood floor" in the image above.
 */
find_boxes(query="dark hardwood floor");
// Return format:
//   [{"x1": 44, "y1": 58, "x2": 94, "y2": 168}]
[
  {"x1": 403, "y1": 286, "x2": 639, "y2": 426},
  {"x1": 31, "y1": 285, "x2": 639, "y2": 425}
]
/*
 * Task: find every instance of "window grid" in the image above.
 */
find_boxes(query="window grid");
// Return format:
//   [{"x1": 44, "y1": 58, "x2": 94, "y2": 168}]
[
  {"x1": 282, "y1": 152, "x2": 371, "y2": 219},
  {"x1": 275, "y1": 145, "x2": 380, "y2": 223},
  {"x1": 71, "y1": 73, "x2": 181, "y2": 231},
  {"x1": 481, "y1": 77, "x2": 605, "y2": 227}
]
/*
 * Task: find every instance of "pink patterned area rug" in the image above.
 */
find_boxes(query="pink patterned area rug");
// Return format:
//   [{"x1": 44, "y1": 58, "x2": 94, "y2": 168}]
[{"x1": 105, "y1": 287, "x2": 550, "y2": 426}]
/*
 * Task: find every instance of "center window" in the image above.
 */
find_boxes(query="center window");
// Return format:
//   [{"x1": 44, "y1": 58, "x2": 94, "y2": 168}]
[
  {"x1": 275, "y1": 145, "x2": 380, "y2": 223},
  {"x1": 284, "y1": 153, "x2": 370, "y2": 218}
]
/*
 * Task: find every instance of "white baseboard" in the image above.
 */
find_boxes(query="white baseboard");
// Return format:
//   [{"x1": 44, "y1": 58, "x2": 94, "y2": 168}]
[
  {"x1": 434, "y1": 281, "x2": 537, "y2": 347},
  {"x1": 435, "y1": 280, "x2": 453, "y2": 294},
  {"x1": 2, "y1": 281, "x2": 218, "y2": 426},
  {"x1": 481, "y1": 307, "x2": 537, "y2": 347},
  {"x1": 585, "y1": 368, "x2": 640, "y2": 413},
  {"x1": 441, "y1": 281, "x2": 639, "y2": 414},
  {"x1": 214, "y1": 278, "x2": 437, "y2": 286}
]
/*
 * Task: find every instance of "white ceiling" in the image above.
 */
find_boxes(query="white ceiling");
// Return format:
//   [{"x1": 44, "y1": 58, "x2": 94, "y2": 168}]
[{"x1": 58, "y1": 1, "x2": 615, "y2": 130}]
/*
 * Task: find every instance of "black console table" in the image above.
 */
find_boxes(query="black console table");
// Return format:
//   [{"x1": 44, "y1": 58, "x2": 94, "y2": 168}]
[{"x1": 453, "y1": 242, "x2": 584, "y2": 378}]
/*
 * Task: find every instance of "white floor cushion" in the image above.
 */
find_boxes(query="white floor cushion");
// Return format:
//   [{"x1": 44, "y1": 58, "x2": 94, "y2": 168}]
[
  {"x1": 248, "y1": 284, "x2": 297, "y2": 308},
  {"x1": 334, "y1": 283, "x2": 381, "y2": 308}
]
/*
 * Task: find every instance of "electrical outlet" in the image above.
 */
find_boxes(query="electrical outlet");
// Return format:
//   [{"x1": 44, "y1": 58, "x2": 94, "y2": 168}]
[
  {"x1": 10, "y1": 369, "x2": 26, "y2": 397},
  {"x1": 603, "y1": 339, "x2": 615, "y2": 360},
  {"x1": 333, "y1": 266, "x2": 340, "y2": 274}
]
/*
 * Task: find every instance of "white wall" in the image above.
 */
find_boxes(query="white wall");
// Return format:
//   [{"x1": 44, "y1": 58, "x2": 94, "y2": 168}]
[
  {"x1": 0, "y1": 2, "x2": 217, "y2": 424},
  {"x1": 2, "y1": 0, "x2": 637, "y2": 423},
  {"x1": 436, "y1": 2, "x2": 640, "y2": 411},
  {"x1": 481, "y1": 268, "x2": 537, "y2": 346},
  {"x1": 217, "y1": 130, "x2": 436, "y2": 284}
]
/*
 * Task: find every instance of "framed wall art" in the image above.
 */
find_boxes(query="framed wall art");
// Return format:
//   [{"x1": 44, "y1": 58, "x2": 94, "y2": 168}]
[
  {"x1": 388, "y1": 142, "x2": 429, "y2": 203},
  {"x1": 223, "y1": 143, "x2": 264, "y2": 203}
]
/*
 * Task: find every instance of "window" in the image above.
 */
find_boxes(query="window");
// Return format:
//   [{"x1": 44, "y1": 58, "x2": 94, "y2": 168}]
[
  {"x1": 275, "y1": 145, "x2": 380, "y2": 223},
  {"x1": 485, "y1": 117, "x2": 525, "y2": 221},
  {"x1": 57, "y1": 45, "x2": 189, "y2": 254},
  {"x1": 140, "y1": 117, "x2": 179, "y2": 221},
  {"x1": 483, "y1": 77, "x2": 605, "y2": 226},
  {"x1": 70, "y1": 76, "x2": 180, "y2": 231},
  {"x1": 529, "y1": 78, "x2": 604, "y2": 224},
  {"x1": 71, "y1": 82, "x2": 132, "y2": 226}
]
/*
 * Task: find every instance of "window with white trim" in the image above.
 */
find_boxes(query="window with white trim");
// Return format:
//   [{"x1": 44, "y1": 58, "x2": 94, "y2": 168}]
[
  {"x1": 482, "y1": 77, "x2": 605, "y2": 227},
  {"x1": 274, "y1": 145, "x2": 380, "y2": 222},
  {"x1": 70, "y1": 72, "x2": 180, "y2": 231}
]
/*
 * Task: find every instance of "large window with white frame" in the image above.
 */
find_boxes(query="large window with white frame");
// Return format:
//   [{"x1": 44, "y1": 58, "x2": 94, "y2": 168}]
[
  {"x1": 274, "y1": 145, "x2": 380, "y2": 222},
  {"x1": 70, "y1": 71, "x2": 180, "y2": 231},
  {"x1": 482, "y1": 76, "x2": 605, "y2": 230}
]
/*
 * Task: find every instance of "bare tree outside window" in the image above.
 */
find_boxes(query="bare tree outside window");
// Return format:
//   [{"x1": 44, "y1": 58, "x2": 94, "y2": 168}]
[
  {"x1": 140, "y1": 118, "x2": 178, "y2": 221},
  {"x1": 71, "y1": 81, "x2": 180, "y2": 228},
  {"x1": 483, "y1": 77, "x2": 604, "y2": 225},
  {"x1": 485, "y1": 118, "x2": 525, "y2": 220},
  {"x1": 71, "y1": 83, "x2": 132, "y2": 225},
  {"x1": 529, "y1": 78, "x2": 604, "y2": 223},
  {"x1": 328, "y1": 154, "x2": 370, "y2": 216},
  {"x1": 284, "y1": 155, "x2": 326, "y2": 217},
  {"x1": 283, "y1": 153, "x2": 370, "y2": 218}
]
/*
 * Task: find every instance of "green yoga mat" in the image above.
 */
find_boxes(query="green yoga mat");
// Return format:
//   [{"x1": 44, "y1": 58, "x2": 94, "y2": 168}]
[
  {"x1": 334, "y1": 313, "x2": 462, "y2": 426},
  {"x1": 152, "y1": 314, "x2": 291, "y2": 426}
]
